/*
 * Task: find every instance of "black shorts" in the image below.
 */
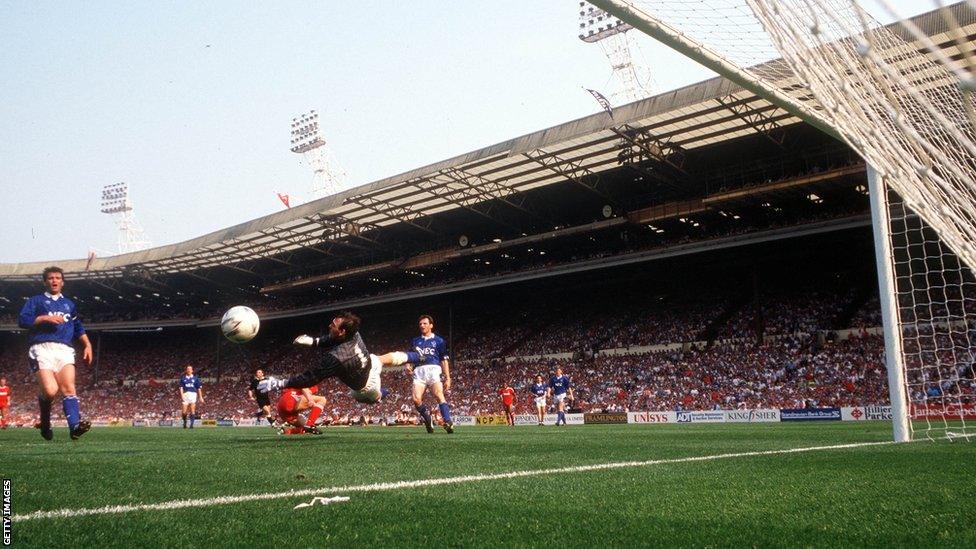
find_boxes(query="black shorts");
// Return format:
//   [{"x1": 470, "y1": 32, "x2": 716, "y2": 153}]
[{"x1": 255, "y1": 394, "x2": 271, "y2": 408}]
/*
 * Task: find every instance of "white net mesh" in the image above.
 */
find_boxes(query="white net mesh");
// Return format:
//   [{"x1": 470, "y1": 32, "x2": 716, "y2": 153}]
[
  {"x1": 888, "y1": 188, "x2": 976, "y2": 441},
  {"x1": 591, "y1": 0, "x2": 976, "y2": 440}
]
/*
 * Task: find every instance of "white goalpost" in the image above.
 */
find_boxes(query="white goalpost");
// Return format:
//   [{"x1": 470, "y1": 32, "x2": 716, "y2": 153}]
[
  {"x1": 587, "y1": 0, "x2": 976, "y2": 442},
  {"x1": 867, "y1": 165, "x2": 910, "y2": 442}
]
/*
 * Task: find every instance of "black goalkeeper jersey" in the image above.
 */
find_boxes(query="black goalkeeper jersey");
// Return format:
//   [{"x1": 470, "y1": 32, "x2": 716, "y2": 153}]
[
  {"x1": 284, "y1": 332, "x2": 372, "y2": 392},
  {"x1": 318, "y1": 332, "x2": 370, "y2": 372}
]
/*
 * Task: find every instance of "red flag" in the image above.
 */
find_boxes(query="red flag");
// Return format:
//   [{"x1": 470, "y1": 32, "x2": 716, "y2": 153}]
[{"x1": 277, "y1": 192, "x2": 290, "y2": 209}]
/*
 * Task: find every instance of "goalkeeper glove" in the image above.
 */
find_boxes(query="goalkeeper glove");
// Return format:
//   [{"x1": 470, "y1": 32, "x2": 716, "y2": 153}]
[
  {"x1": 256, "y1": 377, "x2": 285, "y2": 393},
  {"x1": 293, "y1": 335, "x2": 317, "y2": 346},
  {"x1": 389, "y1": 351, "x2": 410, "y2": 366}
]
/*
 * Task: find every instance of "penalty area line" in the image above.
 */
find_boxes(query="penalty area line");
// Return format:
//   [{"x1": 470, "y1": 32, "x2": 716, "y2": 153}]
[{"x1": 13, "y1": 440, "x2": 894, "y2": 522}]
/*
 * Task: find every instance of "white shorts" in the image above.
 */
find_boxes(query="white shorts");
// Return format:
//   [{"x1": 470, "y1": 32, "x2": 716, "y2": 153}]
[
  {"x1": 534, "y1": 396, "x2": 547, "y2": 408},
  {"x1": 29, "y1": 342, "x2": 75, "y2": 374},
  {"x1": 412, "y1": 364, "x2": 443, "y2": 387},
  {"x1": 350, "y1": 354, "x2": 383, "y2": 404},
  {"x1": 182, "y1": 392, "x2": 198, "y2": 405},
  {"x1": 553, "y1": 393, "x2": 568, "y2": 404}
]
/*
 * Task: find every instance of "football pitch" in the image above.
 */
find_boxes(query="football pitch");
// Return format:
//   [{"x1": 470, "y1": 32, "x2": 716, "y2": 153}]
[{"x1": 2, "y1": 423, "x2": 974, "y2": 547}]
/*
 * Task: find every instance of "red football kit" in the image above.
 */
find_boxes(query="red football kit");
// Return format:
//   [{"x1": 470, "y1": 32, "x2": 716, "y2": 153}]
[
  {"x1": 499, "y1": 387, "x2": 515, "y2": 407},
  {"x1": 277, "y1": 385, "x2": 318, "y2": 423}
]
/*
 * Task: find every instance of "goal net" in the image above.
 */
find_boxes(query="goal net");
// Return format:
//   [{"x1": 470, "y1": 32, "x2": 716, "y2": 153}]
[{"x1": 587, "y1": 0, "x2": 976, "y2": 441}]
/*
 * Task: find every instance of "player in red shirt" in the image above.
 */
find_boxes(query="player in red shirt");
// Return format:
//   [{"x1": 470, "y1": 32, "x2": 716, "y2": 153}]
[
  {"x1": 499, "y1": 382, "x2": 516, "y2": 426},
  {"x1": 276, "y1": 384, "x2": 328, "y2": 435},
  {"x1": 0, "y1": 377, "x2": 10, "y2": 429}
]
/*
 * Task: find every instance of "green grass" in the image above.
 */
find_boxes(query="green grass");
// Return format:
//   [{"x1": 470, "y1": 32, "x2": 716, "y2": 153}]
[{"x1": 2, "y1": 423, "x2": 974, "y2": 548}]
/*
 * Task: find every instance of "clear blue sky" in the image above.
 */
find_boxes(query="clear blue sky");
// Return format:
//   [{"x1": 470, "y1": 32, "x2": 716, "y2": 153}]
[{"x1": 0, "y1": 1, "x2": 929, "y2": 263}]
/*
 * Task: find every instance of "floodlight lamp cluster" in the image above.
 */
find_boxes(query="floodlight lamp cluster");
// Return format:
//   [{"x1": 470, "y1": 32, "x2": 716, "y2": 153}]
[
  {"x1": 578, "y1": 1, "x2": 632, "y2": 42},
  {"x1": 290, "y1": 110, "x2": 324, "y2": 153},
  {"x1": 100, "y1": 182, "x2": 131, "y2": 214}
]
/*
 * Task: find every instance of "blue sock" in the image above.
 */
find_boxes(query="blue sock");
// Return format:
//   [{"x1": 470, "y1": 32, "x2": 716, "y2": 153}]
[
  {"x1": 190, "y1": 414, "x2": 196, "y2": 428},
  {"x1": 63, "y1": 395, "x2": 80, "y2": 431},
  {"x1": 438, "y1": 402, "x2": 452, "y2": 424},
  {"x1": 38, "y1": 396, "x2": 52, "y2": 429},
  {"x1": 558, "y1": 411, "x2": 565, "y2": 425},
  {"x1": 416, "y1": 404, "x2": 431, "y2": 425}
]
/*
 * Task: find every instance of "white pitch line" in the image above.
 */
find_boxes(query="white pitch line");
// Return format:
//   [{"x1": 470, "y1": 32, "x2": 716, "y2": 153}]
[{"x1": 13, "y1": 440, "x2": 894, "y2": 522}]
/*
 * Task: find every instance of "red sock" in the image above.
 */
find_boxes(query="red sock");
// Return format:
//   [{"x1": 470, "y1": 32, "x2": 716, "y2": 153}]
[
  {"x1": 285, "y1": 427, "x2": 304, "y2": 435},
  {"x1": 307, "y1": 406, "x2": 323, "y2": 426}
]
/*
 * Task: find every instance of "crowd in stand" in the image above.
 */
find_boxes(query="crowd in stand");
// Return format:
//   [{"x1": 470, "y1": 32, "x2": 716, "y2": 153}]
[
  {"x1": 505, "y1": 298, "x2": 723, "y2": 356},
  {"x1": 577, "y1": 335, "x2": 891, "y2": 412},
  {"x1": 607, "y1": 300, "x2": 717, "y2": 349},
  {"x1": 433, "y1": 334, "x2": 895, "y2": 415},
  {"x1": 850, "y1": 296, "x2": 881, "y2": 328},
  {"x1": 2, "y1": 283, "x2": 933, "y2": 426},
  {"x1": 0, "y1": 332, "x2": 906, "y2": 426},
  {"x1": 5, "y1": 273, "x2": 976, "y2": 428},
  {"x1": 718, "y1": 288, "x2": 854, "y2": 340}
]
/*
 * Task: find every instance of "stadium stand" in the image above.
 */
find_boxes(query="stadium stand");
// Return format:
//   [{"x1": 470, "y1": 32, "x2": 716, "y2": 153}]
[{"x1": 0, "y1": 265, "x2": 906, "y2": 424}]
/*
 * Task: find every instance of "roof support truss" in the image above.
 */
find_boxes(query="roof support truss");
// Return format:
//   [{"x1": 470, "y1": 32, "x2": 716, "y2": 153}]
[
  {"x1": 439, "y1": 167, "x2": 553, "y2": 226},
  {"x1": 344, "y1": 193, "x2": 437, "y2": 236},
  {"x1": 611, "y1": 124, "x2": 689, "y2": 176},
  {"x1": 715, "y1": 94, "x2": 787, "y2": 148},
  {"x1": 411, "y1": 171, "x2": 526, "y2": 232},
  {"x1": 523, "y1": 149, "x2": 619, "y2": 208},
  {"x1": 611, "y1": 124, "x2": 691, "y2": 197}
]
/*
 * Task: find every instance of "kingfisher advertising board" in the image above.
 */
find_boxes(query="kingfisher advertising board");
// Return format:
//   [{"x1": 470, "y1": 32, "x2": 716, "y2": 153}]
[{"x1": 723, "y1": 409, "x2": 780, "y2": 423}]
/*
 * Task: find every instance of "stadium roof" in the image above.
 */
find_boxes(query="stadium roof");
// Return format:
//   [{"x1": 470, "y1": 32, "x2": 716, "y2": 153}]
[{"x1": 1, "y1": 3, "x2": 971, "y2": 282}]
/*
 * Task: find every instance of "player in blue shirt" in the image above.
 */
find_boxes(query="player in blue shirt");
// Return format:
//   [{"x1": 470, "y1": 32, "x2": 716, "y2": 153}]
[
  {"x1": 179, "y1": 365, "x2": 204, "y2": 428},
  {"x1": 404, "y1": 315, "x2": 454, "y2": 434},
  {"x1": 17, "y1": 266, "x2": 93, "y2": 441},
  {"x1": 531, "y1": 374, "x2": 548, "y2": 426},
  {"x1": 547, "y1": 367, "x2": 574, "y2": 426}
]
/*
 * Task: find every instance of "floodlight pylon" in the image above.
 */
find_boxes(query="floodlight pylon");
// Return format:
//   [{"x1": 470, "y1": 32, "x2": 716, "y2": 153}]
[
  {"x1": 99, "y1": 182, "x2": 151, "y2": 254},
  {"x1": 289, "y1": 110, "x2": 346, "y2": 200},
  {"x1": 578, "y1": 1, "x2": 653, "y2": 103}
]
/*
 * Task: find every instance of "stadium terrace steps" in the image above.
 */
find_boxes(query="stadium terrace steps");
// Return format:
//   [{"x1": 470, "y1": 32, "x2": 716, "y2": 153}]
[
  {"x1": 832, "y1": 286, "x2": 874, "y2": 331},
  {"x1": 701, "y1": 295, "x2": 750, "y2": 348}
]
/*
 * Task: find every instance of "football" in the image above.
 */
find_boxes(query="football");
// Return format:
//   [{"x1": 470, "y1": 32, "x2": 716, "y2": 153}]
[{"x1": 220, "y1": 305, "x2": 260, "y2": 343}]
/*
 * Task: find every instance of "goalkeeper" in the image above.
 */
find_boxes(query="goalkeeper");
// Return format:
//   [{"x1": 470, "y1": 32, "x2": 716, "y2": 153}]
[{"x1": 257, "y1": 311, "x2": 411, "y2": 403}]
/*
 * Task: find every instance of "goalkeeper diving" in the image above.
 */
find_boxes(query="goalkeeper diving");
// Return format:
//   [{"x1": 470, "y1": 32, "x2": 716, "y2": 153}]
[{"x1": 257, "y1": 311, "x2": 413, "y2": 403}]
